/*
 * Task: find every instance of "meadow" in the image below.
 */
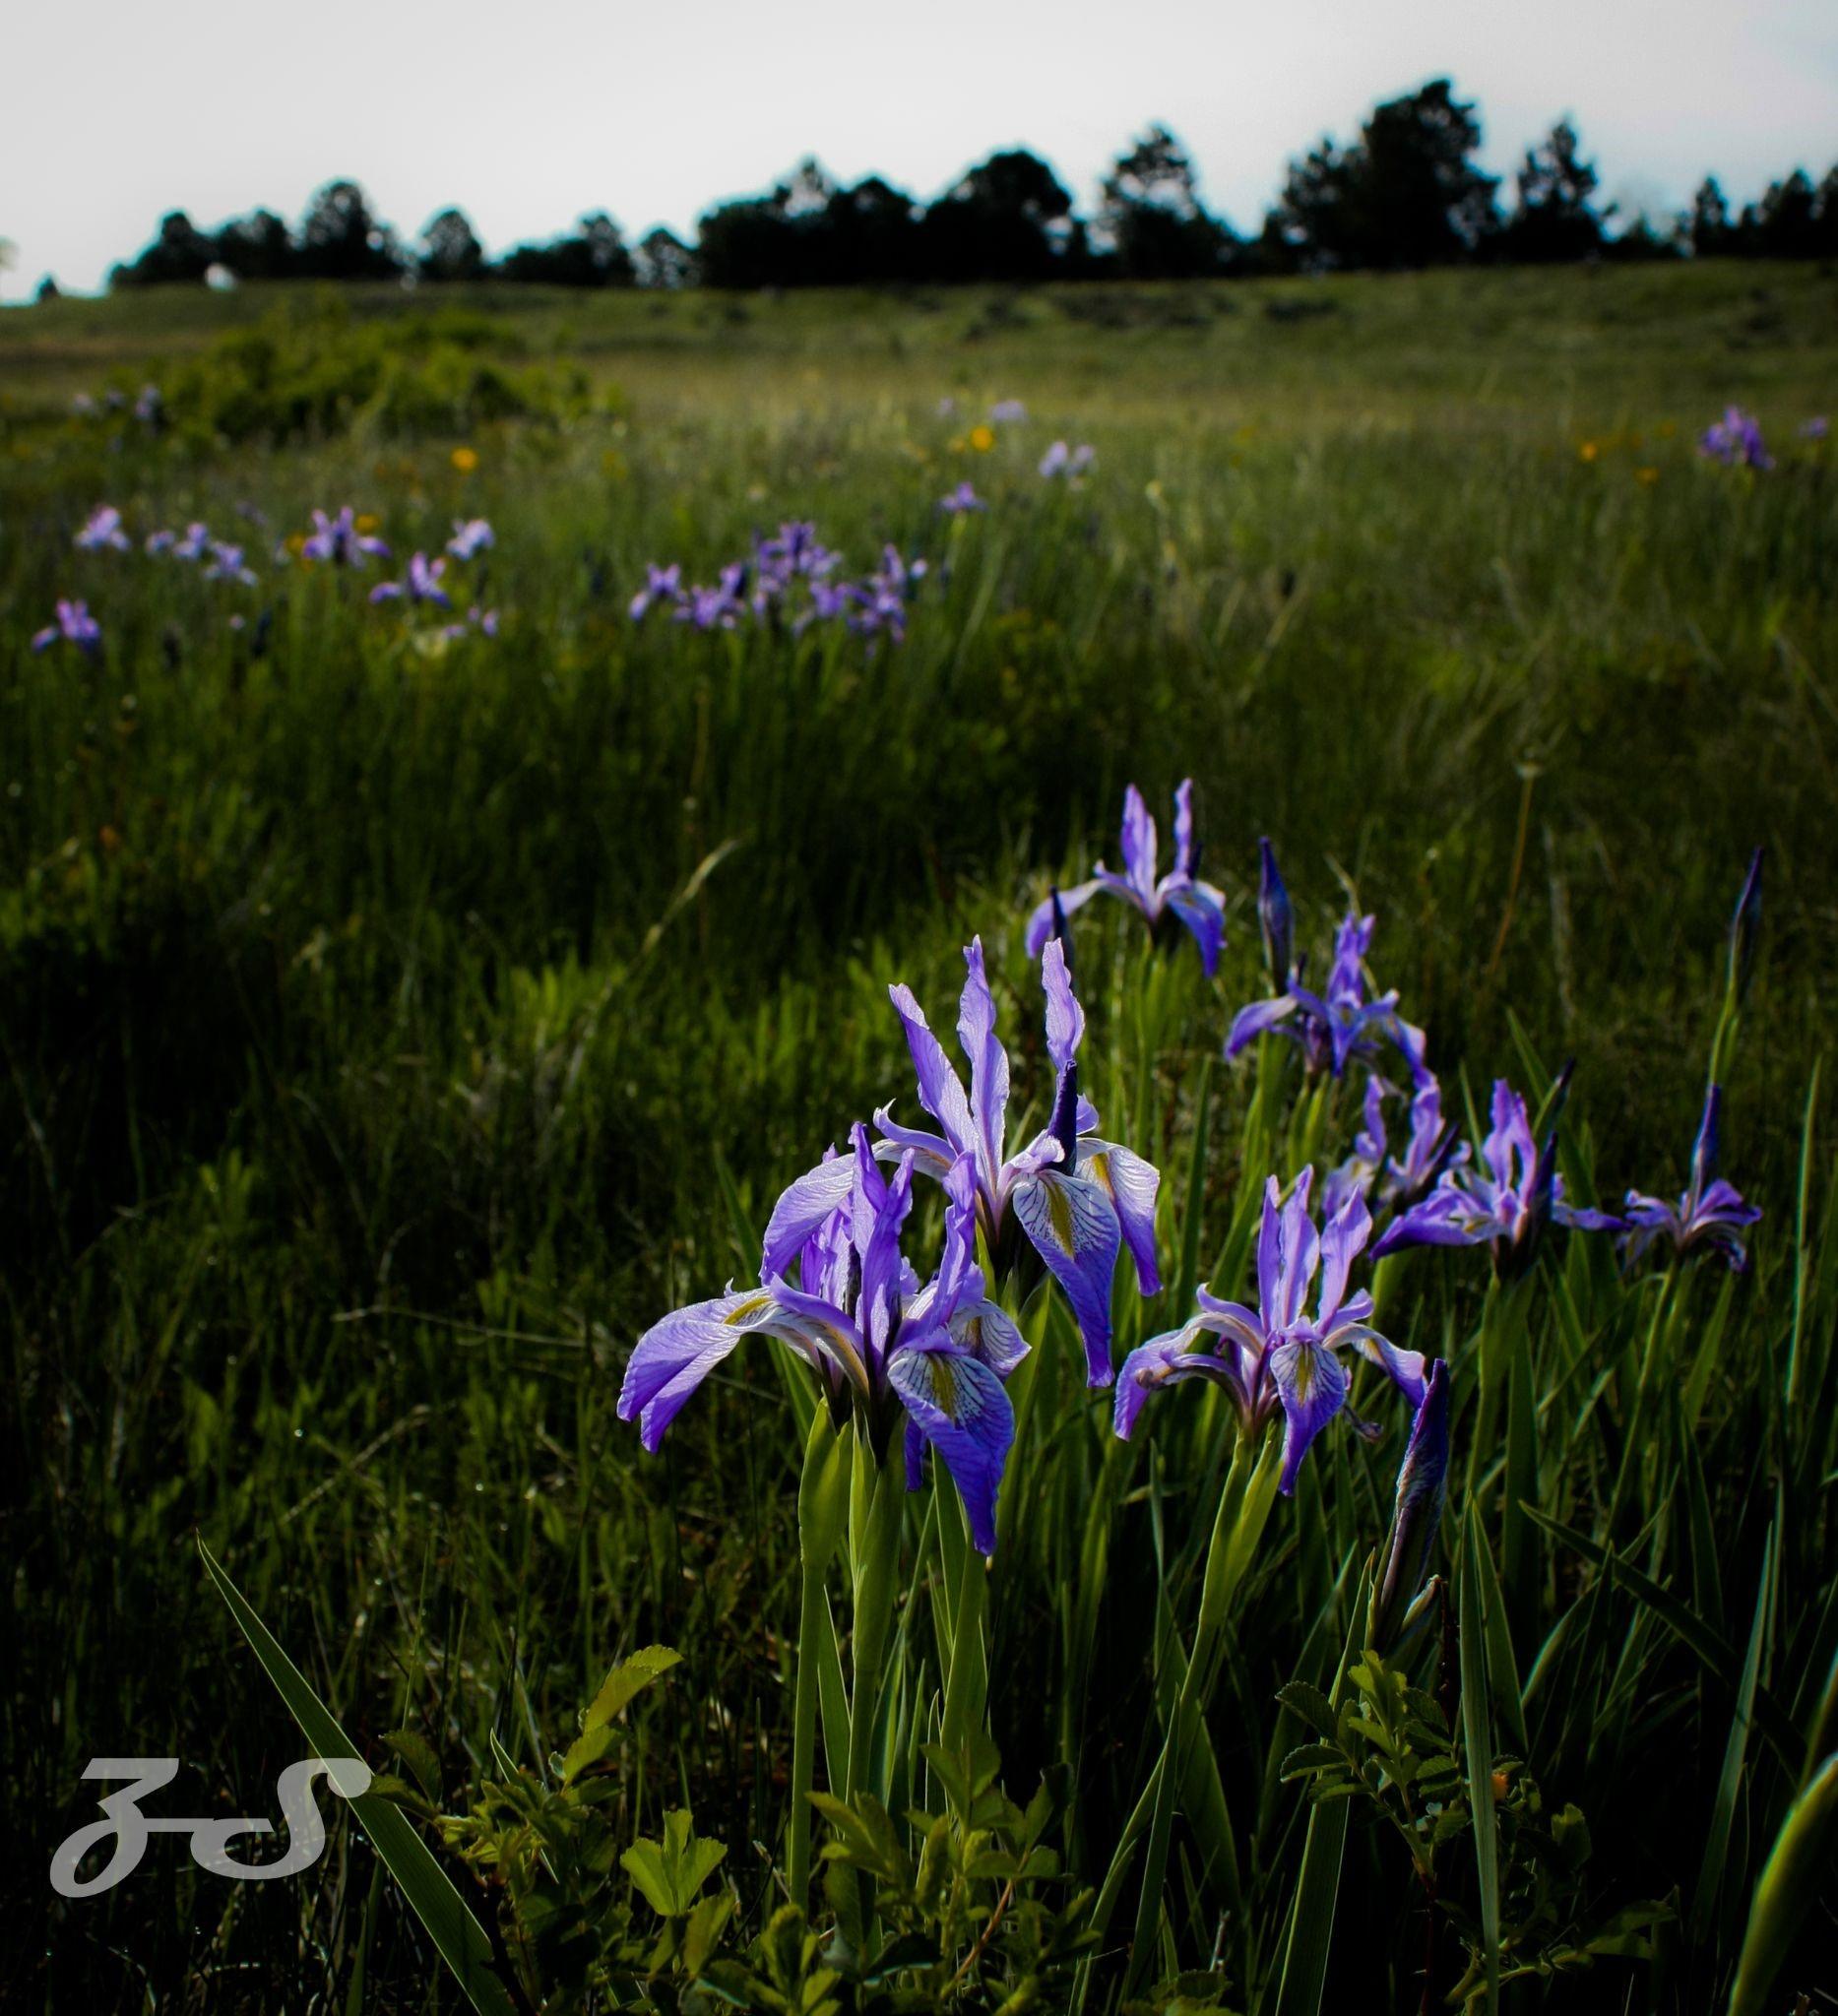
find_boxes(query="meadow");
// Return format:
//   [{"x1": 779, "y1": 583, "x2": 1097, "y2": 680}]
[{"x1": 3, "y1": 260, "x2": 1836, "y2": 2013}]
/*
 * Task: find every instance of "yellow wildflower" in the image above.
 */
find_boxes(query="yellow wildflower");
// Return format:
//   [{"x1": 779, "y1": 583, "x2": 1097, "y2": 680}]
[{"x1": 451, "y1": 446, "x2": 479, "y2": 473}]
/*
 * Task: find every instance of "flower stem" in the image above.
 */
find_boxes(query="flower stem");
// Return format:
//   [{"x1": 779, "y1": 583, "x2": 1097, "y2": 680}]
[
  {"x1": 1120, "y1": 1427, "x2": 1283, "y2": 1997},
  {"x1": 845, "y1": 1444, "x2": 905, "y2": 1809},
  {"x1": 787, "y1": 1411, "x2": 849, "y2": 1911}
]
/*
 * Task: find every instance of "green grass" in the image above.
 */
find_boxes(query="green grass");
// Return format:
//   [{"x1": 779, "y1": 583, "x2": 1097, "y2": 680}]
[{"x1": 3, "y1": 261, "x2": 1836, "y2": 2012}]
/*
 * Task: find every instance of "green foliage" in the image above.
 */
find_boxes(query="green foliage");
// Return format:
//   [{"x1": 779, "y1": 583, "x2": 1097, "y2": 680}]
[
  {"x1": 150, "y1": 298, "x2": 605, "y2": 444},
  {"x1": 6, "y1": 269, "x2": 1838, "y2": 2013},
  {"x1": 1281, "y1": 1646, "x2": 1672, "y2": 2005}
]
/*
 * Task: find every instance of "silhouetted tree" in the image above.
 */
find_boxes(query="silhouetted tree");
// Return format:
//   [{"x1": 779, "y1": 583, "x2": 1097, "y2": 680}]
[
  {"x1": 821, "y1": 177, "x2": 922, "y2": 284},
  {"x1": 109, "y1": 211, "x2": 219, "y2": 288},
  {"x1": 919, "y1": 149, "x2": 1073, "y2": 282},
  {"x1": 697, "y1": 159, "x2": 841, "y2": 286},
  {"x1": 1099, "y1": 125, "x2": 1236, "y2": 278},
  {"x1": 634, "y1": 226, "x2": 697, "y2": 288},
  {"x1": 1741, "y1": 169, "x2": 1822, "y2": 259},
  {"x1": 36, "y1": 276, "x2": 60, "y2": 302},
  {"x1": 494, "y1": 213, "x2": 635, "y2": 285},
  {"x1": 418, "y1": 208, "x2": 484, "y2": 282},
  {"x1": 294, "y1": 180, "x2": 404, "y2": 281},
  {"x1": 212, "y1": 208, "x2": 294, "y2": 281},
  {"x1": 1267, "y1": 80, "x2": 1498, "y2": 270},
  {"x1": 1685, "y1": 177, "x2": 1735, "y2": 257},
  {"x1": 1503, "y1": 120, "x2": 1606, "y2": 262}
]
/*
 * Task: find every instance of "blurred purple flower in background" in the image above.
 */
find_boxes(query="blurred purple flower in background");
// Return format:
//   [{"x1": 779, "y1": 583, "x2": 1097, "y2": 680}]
[
  {"x1": 75, "y1": 506, "x2": 130, "y2": 553},
  {"x1": 1025, "y1": 781, "x2": 1226, "y2": 976},
  {"x1": 145, "y1": 530, "x2": 176, "y2": 555},
  {"x1": 1039, "y1": 441, "x2": 1095, "y2": 478},
  {"x1": 1699, "y1": 406, "x2": 1772, "y2": 470},
  {"x1": 204, "y1": 542, "x2": 257, "y2": 586},
  {"x1": 628, "y1": 563, "x2": 684, "y2": 620},
  {"x1": 446, "y1": 518, "x2": 494, "y2": 561},
  {"x1": 303, "y1": 508, "x2": 390, "y2": 566},
  {"x1": 938, "y1": 481, "x2": 985, "y2": 515},
  {"x1": 677, "y1": 562, "x2": 748, "y2": 631},
  {"x1": 1623, "y1": 1086, "x2": 1761, "y2": 1273},
  {"x1": 989, "y1": 399, "x2": 1027, "y2": 423},
  {"x1": 32, "y1": 599, "x2": 102, "y2": 654},
  {"x1": 1799, "y1": 416, "x2": 1828, "y2": 440},
  {"x1": 370, "y1": 553, "x2": 451, "y2": 607}
]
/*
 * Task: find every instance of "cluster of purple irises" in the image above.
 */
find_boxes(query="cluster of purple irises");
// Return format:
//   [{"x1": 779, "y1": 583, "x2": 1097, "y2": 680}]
[
  {"x1": 621, "y1": 779, "x2": 1763, "y2": 1564},
  {"x1": 628, "y1": 522, "x2": 928, "y2": 642},
  {"x1": 620, "y1": 935, "x2": 1162, "y2": 1552},
  {"x1": 1698, "y1": 407, "x2": 1829, "y2": 471},
  {"x1": 363, "y1": 517, "x2": 499, "y2": 641},
  {"x1": 31, "y1": 504, "x2": 500, "y2": 654}
]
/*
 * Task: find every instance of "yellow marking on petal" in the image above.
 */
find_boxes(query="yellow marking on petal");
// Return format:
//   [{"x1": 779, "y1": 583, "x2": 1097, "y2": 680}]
[
  {"x1": 927, "y1": 1355, "x2": 959, "y2": 1417},
  {"x1": 723, "y1": 1292, "x2": 772, "y2": 1325},
  {"x1": 1046, "y1": 1180, "x2": 1075, "y2": 1251}
]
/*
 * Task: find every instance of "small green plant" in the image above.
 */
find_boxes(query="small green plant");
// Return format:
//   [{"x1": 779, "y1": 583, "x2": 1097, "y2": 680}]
[
  {"x1": 154, "y1": 297, "x2": 606, "y2": 444},
  {"x1": 1280, "y1": 1648, "x2": 1670, "y2": 2008}
]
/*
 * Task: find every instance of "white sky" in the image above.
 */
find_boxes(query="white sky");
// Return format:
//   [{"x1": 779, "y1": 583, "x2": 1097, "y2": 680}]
[{"x1": 3, "y1": 0, "x2": 1834, "y2": 300}]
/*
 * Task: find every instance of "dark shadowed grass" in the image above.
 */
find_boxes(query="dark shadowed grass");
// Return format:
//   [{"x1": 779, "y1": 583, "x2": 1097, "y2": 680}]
[{"x1": 2, "y1": 263, "x2": 1835, "y2": 2010}]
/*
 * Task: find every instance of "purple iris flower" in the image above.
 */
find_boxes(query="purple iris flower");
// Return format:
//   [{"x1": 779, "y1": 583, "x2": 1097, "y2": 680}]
[
  {"x1": 1622, "y1": 1085, "x2": 1761, "y2": 1274},
  {"x1": 1039, "y1": 441, "x2": 1095, "y2": 478},
  {"x1": 878, "y1": 937, "x2": 1161, "y2": 1388},
  {"x1": 990, "y1": 399, "x2": 1027, "y2": 423},
  {"x1": 1370, "y1": 1076, "x2": 1621, "y2": 1277},
  {"x1": 1113, "y1": 1169, "x2": 1425, "y2": 1494},
  {"x1": 31, "y1": 599, "x2": 102, "y2": 654},
  {"x1": 446, "y1": 518, "x2": 494, "y2": 561},
  {"x1": 939, "y1": 481, "x2": 985, "y2": 515},
  {"x1": 847, "y1": 547, "x2": 927, "y2": 642},
  {"x1": 303, "y1": 507, "x2": 391, "y2": 566},
  {"x1": 438, "y1": 605, "x2": 500, "y2": 643},
  {"x1": 370, "y1": 553, "x2": 451, "y2": 608},
  {"x1": 1368, "y1": 1356, "x2": 1450, "y2": 1657},
  {"x1": 1321, "y1": 1071, "x2": 1469, "y2": 1222},
  {"x1": 134, "y1": 384, "x2": 162, "y2": 425},
  {"x1": 204, "y1": 541, "x2": 257, "y2": 586},
  {"x1": 618, "y1": 1128, "x2": 1025, "y2": 1554},
  {"x1": 1227, "y1": 908, "x2": 1424, "y2": 1080},
  {"x1": 1802, "y1": 416, "x2": 1829, "y2": 441},
  {"x1": 1257, "y1": 838, "x2": 1294, "y2": 984},
  {"x1": 75, "y1": 506, "x2": 130, "y2": 553},
  {"x1": 174, "y1": 523, "x2": 213, "y2": 562},
  {"x1": 1024, "y1": 782, "x2": 1227, "y2": 976},
  {"x1": 628, "y1": 563, "x2": 684, "y2": 621},
  {"x1": 755, "y1": 522, "x2": 838, "y2": 583},
  {"x1": 1699, "y1": 406, "x2": 1772, "y2": 470},
  {"x1": 145, "y1": 531, "x2": 176, "y2": 555},
  {"x1": 674, "y1": 562, "x2": 748, "y2": 631}
]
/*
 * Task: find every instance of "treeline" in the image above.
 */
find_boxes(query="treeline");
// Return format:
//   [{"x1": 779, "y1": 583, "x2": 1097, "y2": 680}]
[{"x1": 99, "y1": 80, "x2": 1838, "y2": 296}]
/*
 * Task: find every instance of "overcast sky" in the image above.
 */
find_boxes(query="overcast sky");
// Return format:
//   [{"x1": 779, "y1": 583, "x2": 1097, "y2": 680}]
[{"x1": 4, "y1": 0, "x2": 1835, "y2": 300}]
